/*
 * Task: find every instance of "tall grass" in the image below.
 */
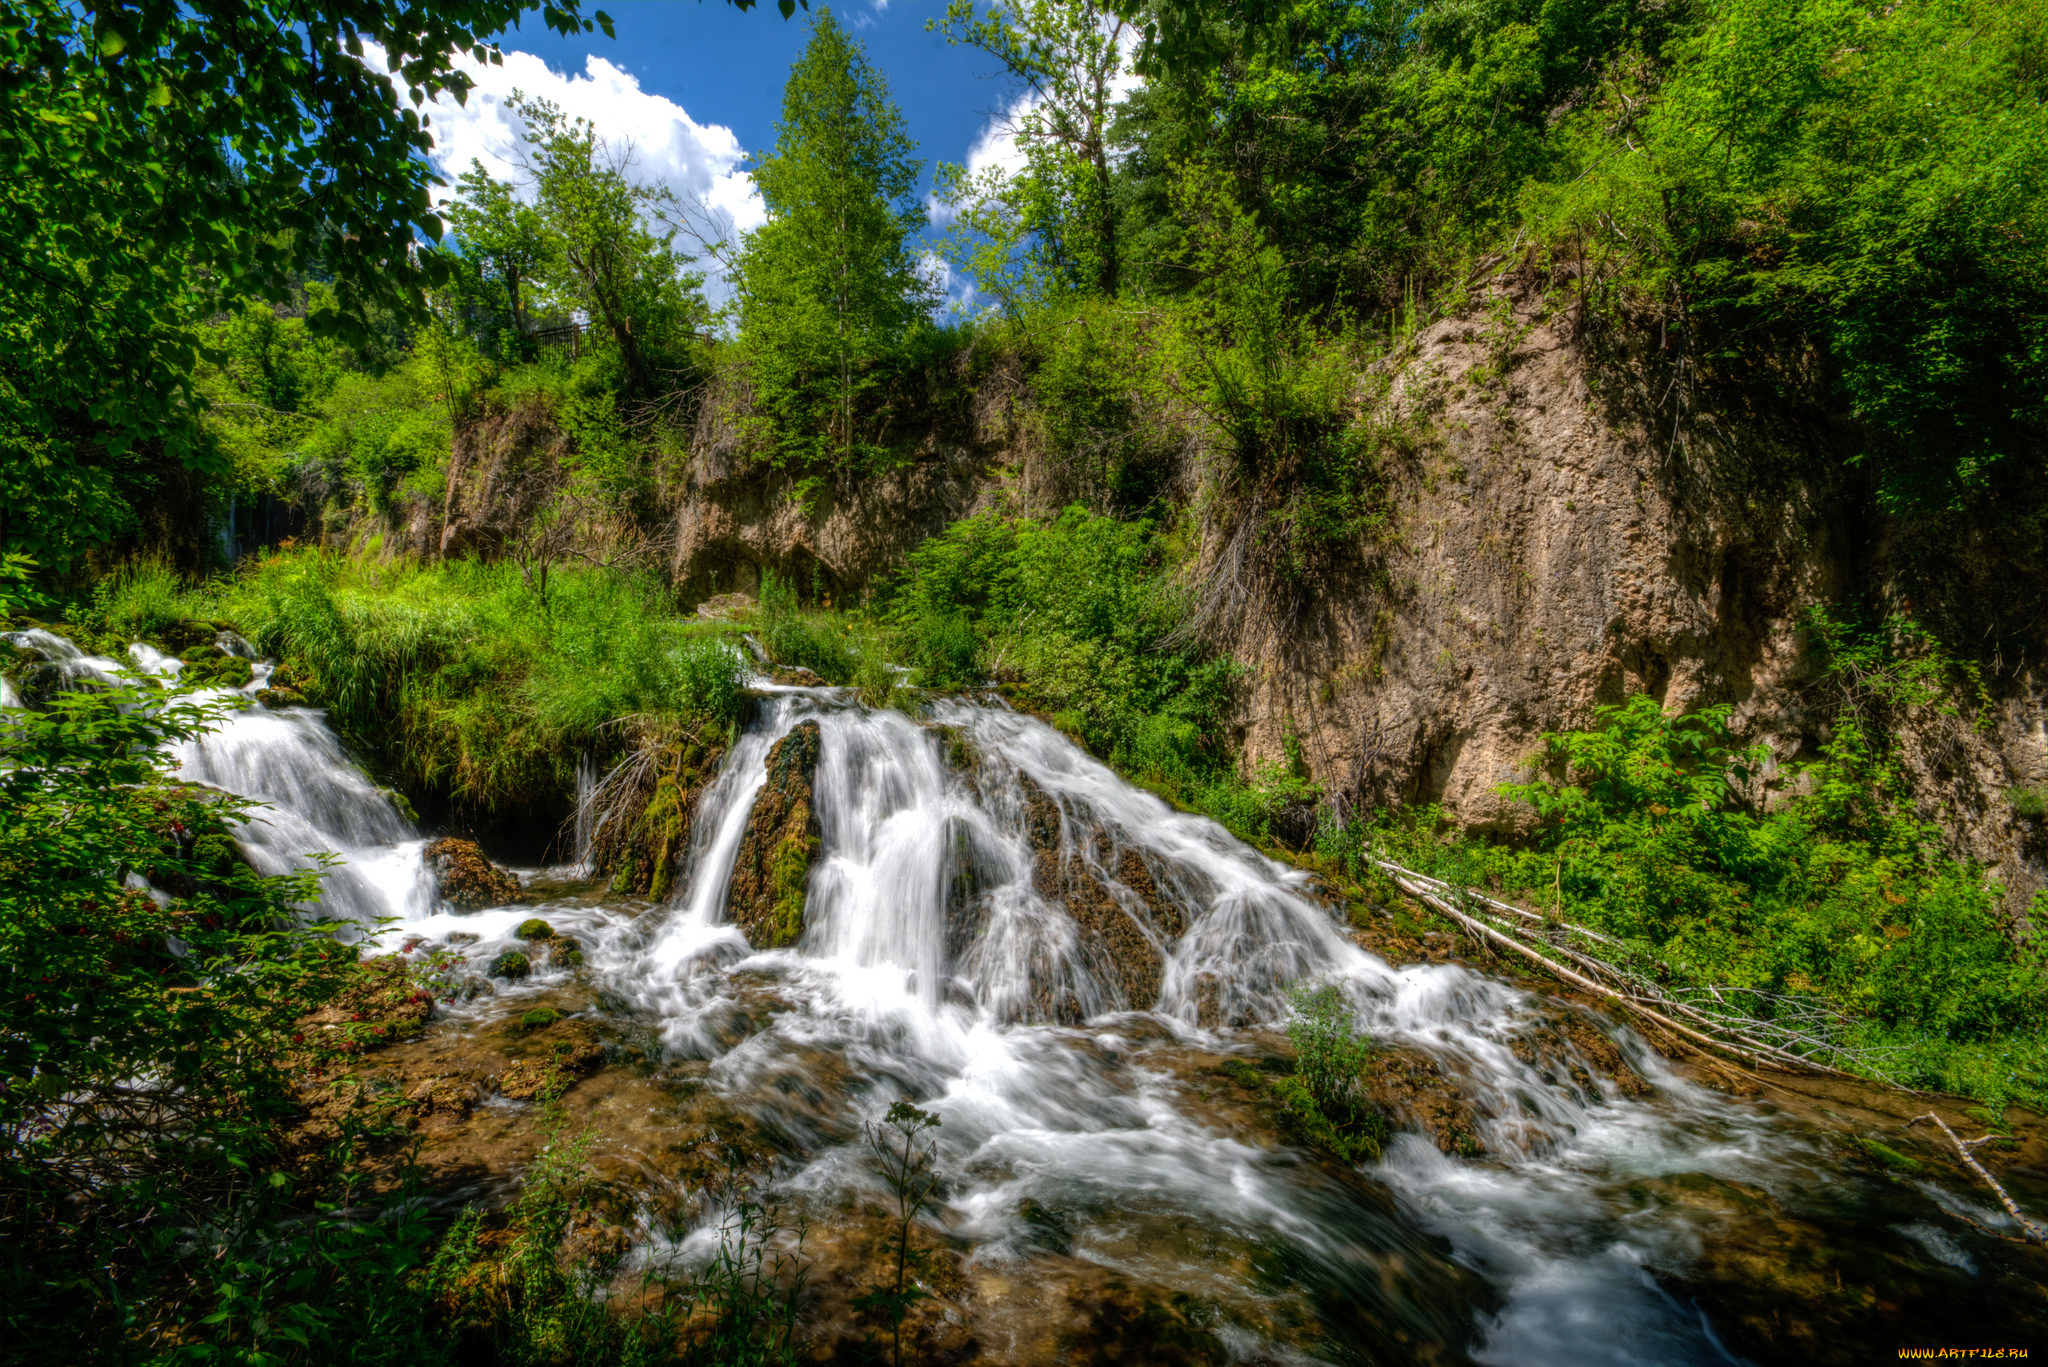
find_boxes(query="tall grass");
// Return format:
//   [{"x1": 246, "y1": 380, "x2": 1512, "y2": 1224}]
[{"x1": 200, "y1": 552, "x2": 746, "y2": 819}]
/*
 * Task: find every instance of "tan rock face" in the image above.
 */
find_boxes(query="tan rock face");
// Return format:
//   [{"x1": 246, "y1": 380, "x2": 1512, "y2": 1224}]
[
  {"x1": 725, "y1": 721, "x2": 822, "y2": 949},
  {"x1": 1206, "y1": 284, "x2": 2046, "y2": 922}
]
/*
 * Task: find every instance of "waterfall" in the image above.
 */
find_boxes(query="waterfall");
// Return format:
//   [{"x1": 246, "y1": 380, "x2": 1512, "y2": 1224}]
[
  {"x1": 5, "y1": 627, "x2": 437, "y2": 927},
  {"x1": 9, "y1": 626, "x2": 2027, "y2": 1359},
  {"x1": 572, "y1": 750, "x2": 599, "y2": 874}
]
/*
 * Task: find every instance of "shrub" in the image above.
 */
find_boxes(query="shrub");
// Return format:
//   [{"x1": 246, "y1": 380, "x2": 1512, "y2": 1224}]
[
  {"x1": 883, "y1": 507, "x2": 1237, "y2": 793},
  {"x1": 1324, "y1": 695, "x2": 2048, "y2": 1108}
]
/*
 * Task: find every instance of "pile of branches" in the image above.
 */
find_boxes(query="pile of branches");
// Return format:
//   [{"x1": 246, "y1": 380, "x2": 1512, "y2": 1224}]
[{"x1": 1366, "y1": 854, "x2": 1898, "y2": 1082}]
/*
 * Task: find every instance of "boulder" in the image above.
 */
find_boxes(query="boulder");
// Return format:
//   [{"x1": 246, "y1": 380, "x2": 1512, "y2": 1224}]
[
  {"x1": 515, "y1": 917, "x2": 555, "y2": 940},
  {"x1": 725, "y1": 721, "x2": 822, "y2": 948},
  {"x1": 488, "y1": 950, "x2": 531, "y2": 980},
  {"x1": 426, "y1": 837, "x2": 521, "y2": 909}
]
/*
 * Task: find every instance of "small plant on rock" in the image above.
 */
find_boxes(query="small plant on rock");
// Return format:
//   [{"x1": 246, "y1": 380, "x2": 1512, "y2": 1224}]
[
  {"x1": 1277, "y1": 982, "x2": 1383, "y2": 1162},
  {"x1": 856, "y1": 1101, "x2": 943, "y2": 1367}
]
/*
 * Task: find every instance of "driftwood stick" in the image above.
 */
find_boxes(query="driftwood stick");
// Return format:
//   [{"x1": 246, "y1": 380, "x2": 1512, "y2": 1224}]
[
  {"x1": 1909, "y1": 1112, "x2": 2048, "y2": 1244},
  {"x1": 1393, "y1": 878, "x2": 1845, "y2": 1077}
]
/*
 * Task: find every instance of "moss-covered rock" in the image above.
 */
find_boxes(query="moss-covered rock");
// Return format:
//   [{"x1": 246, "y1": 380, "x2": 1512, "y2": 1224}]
[
  {"x1": 515, "y1": 917, "x2": 555, "y2": 941},
  {"x1": 517, "y1": 1006, "x2": 562, "y2": 1032},
  {"x1": 588, "y1": 732, "x2": 726, "y2": 900},
  {"x1": 725, "y1": 721, "x2": 822, "y2": 949},
  {"x1": 177, "y1": 647, "x2": 254, "y2": 689},
  {"x1": 1008, "y1": 772, "x2": 1186, "y2": 1020},
  {"x1": 255, "y1": 686, "x2": 309, "y2": 709},
  {"x1": 426, "y1": 838, "x2": 521, "y2": 909},
  {"x1": 488, "y1": 950, "x2": 531, "y2": 980}
]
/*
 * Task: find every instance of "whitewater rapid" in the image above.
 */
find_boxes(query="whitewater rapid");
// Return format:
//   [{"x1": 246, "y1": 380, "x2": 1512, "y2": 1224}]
[{"x1": 7, "y1": 627, "x2": 2031, "y2": 1362}]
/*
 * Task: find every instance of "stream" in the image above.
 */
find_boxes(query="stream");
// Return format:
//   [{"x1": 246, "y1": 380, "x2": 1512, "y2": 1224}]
[{"x1": 11, "y1": 628, "x2": 2047, "y2": 1363}]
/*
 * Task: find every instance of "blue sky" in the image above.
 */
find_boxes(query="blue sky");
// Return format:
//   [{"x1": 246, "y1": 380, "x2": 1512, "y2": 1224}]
[
  {"x1": 498, "y1": 1, "x2": 1017, "y2": 178},
  {"x1": 401, "y1": 1, "x2": 1034, "y2": 302}
]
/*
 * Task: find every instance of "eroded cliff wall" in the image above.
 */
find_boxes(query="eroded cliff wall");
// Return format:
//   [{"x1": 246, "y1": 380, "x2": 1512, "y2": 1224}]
[{"x1": 416, "y1": 289, "x2": 2047, "y2": 915}]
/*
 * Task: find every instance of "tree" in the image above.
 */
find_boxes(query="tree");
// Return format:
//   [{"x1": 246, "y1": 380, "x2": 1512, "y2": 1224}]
[
  {"x1": 933, "y1": 0, "x2": 1131, "y2": 301},
  {"x1": 447, "y1": 159, "x2": 560, "y2": 349},
  {"x1": 732, "y1": 7, "x2": 933, "y2": 474},
  {"x1": 0, "y1": 1, "x2": 629, "y2": 574},
  {"x1": 506, "y1": 94, "x2": 711, "y2": 389}
]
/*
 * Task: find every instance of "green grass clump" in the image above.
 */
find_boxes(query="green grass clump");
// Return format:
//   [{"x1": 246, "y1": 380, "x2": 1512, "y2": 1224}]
[
  {"x1": 194, "y1": 550, "x2": 747, "y2": 821},
  {"x1": 883, "y1": 507, "x2": 1239, "y2": 798},
  {"x1": 85, "y1": 558, "x2": 196, "y2": 642}
]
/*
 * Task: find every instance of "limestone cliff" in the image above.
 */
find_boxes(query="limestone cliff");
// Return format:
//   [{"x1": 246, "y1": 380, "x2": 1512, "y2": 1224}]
[{"x1": 412, "y1": 286, "x2": 2046, "y2": 918}]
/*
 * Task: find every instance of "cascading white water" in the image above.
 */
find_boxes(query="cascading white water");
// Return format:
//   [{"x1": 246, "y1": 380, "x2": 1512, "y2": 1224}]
[
  {"x1": 169, "y1": 705, "x2": 440, "y2": 926},
  {"x1": 4, "y1": 627, "x2": 443, "y2": 927},
  {"x1": 12, "y1": 625, "x2": 2027, "y2": 1359}
]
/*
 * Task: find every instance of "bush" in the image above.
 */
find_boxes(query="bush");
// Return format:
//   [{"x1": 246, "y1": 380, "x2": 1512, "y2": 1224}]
[
  {"x1": 0, "y1": 681, "x2": 365, "y2": 1355},
  {"x1": 1323, "y1": 695, "x2": 2048, "y2": 1108},
  {"x1": 884, "y1": 507, "x2": 1237, "y2": 792},
  {"x1": 1276, "y1": 983, "x2": 1382, "y2": 1162}
]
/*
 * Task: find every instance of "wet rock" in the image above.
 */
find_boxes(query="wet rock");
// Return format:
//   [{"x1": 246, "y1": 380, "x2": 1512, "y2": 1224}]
[
  {"x1": 694, "y1": 591, "x2": 754, "y2": 621},
  {"x1": 588, "y1": 732, "x2": 725, "y2": 900},
  {"x1": 515, "y1": 917, "x2": 555, "y2": 940},
  {"x1": 497, "y1": 1038, "x2": 605, "y2": 1101},
  {"x1": 405, "y1": 1074, "x2": 481, "y2": 1119},
  {"x1": 1016, "y1": 773, "x2": 1187, "y2": 1014},
  {"x1": 488, "y1": 950, "x2": 531, "y2": 980},
  {"x1": 725, "y1": 721, "x2": 821, "y2": 949},
  {"x1": 425, "y1": 837, "x2": 521, "y2": 909},
  {"x1": 770, "y1": 665, "x2": 826, "y2": 686},
  {"x1": 254, "y1": 686, "x2": 308, "y2": 708},
  {"x1": 546, "y1": 936, "x2": 584, "y2": 968},
  {"x1": 296, "y1": 956, "x2": 435, "y2": 1050},
  {"x1": 1364, "y1": 1049, "x2": 1487, "y2": 1157},
  {"x1": 1508, "y1": 1007, "x2": 1651, "y2": 1102},
  {"x1": 517, "y1": 1007, "x2": 563, "y2": 1033},
  {"x1": 177, "y1": 646, "x2": 253, "y2": 689}
]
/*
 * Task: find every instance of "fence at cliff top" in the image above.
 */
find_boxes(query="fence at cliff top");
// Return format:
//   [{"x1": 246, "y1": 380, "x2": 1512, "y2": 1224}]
[{"x1": 1366, "y1": 853, "x2": 1905, "y2": 1084}]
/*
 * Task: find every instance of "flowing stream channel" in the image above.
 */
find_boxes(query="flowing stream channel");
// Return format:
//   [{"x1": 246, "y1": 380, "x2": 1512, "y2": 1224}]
[{"x1": 11, "y1": 629, "x2": 2047, "y2": 1363}]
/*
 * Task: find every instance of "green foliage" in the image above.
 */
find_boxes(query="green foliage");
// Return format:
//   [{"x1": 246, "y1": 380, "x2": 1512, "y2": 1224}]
[
  {"x1": 1275, "y1": 983, "x2": 1382, "y2": 1162},
  {"x1": 1799, "y1": 604, "x2": 1989, "y2": 727},
  {"x1": 87, "y1": 558, "x2": 191, "y2": 643},
  {"x1": 483, "y1": 94, "x2": 711, "y2": 392},
  {"x1": 0, "y1": 0, "x2": 613, "y2": 573},
  {"x1": 0, "y1": 679, "x2": 371, "y2": 1356},
  {"x1": 1164, "y1": 164, "x2": 1396, "y2": 588},
  {"x1": 1324, "y1": 694, "x2": 2048, "y2": 1108},
  {"x1": 885, "y1": 507, "x2": 1237, "y2": 790},
  {"x1": 1114, "y1": 0, "x2": 1670, "y2": 311},
  {"x1": 203, "y1": 552, "x2": 747, "y2": 821},
  {"x1": 298, "y1": 364, "x2": 458, "y2": 518},
  {"x1": 1534, "y1": 0, "x2": 2048, "y2": 509},
  {"x1": 932, "y1": 0, "x2": 1135, "y2": 303},
  {"x1": 733, "y1": 9, "x2": 935, "y2": 473}
]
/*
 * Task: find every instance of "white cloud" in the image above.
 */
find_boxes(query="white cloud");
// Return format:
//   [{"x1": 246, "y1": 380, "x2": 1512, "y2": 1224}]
[
  {"x1": 932, "y1": 19, "x2": 1144, "y2": 225},
  {"x1": 366, "y1": 42, "x2": 764, "y2": 294}
]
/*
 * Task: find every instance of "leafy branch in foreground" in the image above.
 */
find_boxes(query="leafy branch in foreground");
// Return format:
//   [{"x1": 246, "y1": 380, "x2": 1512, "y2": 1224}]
[{"x1": 0, "y1": 679, "x2": 361, "y2": 1355}]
